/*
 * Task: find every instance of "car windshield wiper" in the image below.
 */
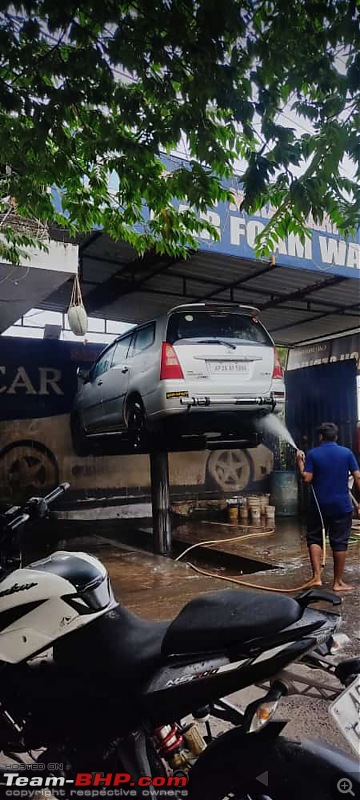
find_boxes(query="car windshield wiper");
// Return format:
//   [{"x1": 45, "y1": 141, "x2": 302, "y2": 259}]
[{"x1": 197, "y1": 339, "x2": 237, "y2": 350}]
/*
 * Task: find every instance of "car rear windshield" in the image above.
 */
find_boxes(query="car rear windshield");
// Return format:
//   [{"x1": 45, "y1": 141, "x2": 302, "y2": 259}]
[{"x1": 167, "y1": 311, "x2": 272, "y2": 346}]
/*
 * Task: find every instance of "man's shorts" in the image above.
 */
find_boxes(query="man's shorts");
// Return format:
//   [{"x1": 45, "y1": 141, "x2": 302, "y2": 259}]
[{"x1": 306, "y1": 510, "x2": 353, "y2": 552}]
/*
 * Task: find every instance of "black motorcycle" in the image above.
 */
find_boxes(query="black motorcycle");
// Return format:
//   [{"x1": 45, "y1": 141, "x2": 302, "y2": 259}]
[{"x1": 0, "y1": 485, "x2": 359, "y2": 800}]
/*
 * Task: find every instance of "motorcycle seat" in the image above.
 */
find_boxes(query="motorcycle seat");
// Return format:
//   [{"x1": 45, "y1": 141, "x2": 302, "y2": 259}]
[
  {"x1": 54, "y1": 604, "x2": 169, "y2": 683},
  {"x1": 54, "y1": 590, "x2": 301, "y2": 680},
  {"x1": 162, "y1": 589, "x2": 302, "y2": 655}
]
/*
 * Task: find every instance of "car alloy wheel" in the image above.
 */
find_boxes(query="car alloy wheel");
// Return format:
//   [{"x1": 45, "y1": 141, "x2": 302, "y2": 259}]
[{"x1": 206, "y1": 449, "x2": 252, "y2": 491}]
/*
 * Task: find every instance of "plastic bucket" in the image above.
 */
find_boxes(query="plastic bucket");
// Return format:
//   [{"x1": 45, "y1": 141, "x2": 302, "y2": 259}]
[
  {"x1": 227, "y1": 499, "x2": 238, "y2": 523},
  {"x1": 266, "y1": 505, "x2": 276, "y2": 522},
  {"x1": 247, "y1": 495, "x2": 261, "y2": 509},
  {"x1": 260, "y1": 494, "x2": 270, "y2": 514},
  {"x1": 270, "y1": 471, "x2": 298, "y2": 516},
  {"x1": 251, "y1": 508, "x2": 261, "y2": 525}
]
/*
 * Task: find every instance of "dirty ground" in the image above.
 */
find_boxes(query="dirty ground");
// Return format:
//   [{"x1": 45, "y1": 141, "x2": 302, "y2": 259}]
[{"x1": 56, "y1": 513, "x2": 360, "y2": 754}]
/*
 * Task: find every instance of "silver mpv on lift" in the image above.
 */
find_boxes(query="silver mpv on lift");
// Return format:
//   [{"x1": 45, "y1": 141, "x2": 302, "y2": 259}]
[{"x1": 71, "y1": 303, "x2": 285, "y2": 454}]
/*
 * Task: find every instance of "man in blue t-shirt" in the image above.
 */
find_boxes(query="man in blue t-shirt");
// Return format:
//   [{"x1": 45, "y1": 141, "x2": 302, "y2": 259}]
[{"x1": 296, "y1": 422, "x2": 360, "y2": 592}]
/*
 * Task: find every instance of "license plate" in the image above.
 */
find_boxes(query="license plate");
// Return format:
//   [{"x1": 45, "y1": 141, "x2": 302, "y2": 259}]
[
  {"x1": 208, "y1": 362, "x2": 250, "y2": 375},
  {"x1": 329, "y1": 675, "x2": 360, "y2": 756}
]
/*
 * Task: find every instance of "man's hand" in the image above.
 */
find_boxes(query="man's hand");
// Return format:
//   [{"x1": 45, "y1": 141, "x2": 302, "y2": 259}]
[{"x1": 296, "y1": 450, "x2": 305, "y2": 464}]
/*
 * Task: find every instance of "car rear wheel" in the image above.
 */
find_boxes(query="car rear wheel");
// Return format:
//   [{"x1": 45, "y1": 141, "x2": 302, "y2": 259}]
[{"x1": 126, "y1": 399, "x2": 149, "y2": 452}]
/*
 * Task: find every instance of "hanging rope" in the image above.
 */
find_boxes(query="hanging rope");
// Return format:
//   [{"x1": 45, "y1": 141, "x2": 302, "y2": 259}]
[
  {"x1": 67, "y1": 274, "x2": 88, "y2": 336},
  {"x1": 69, "y1": 274, "x2": 84, "y2": 308}
]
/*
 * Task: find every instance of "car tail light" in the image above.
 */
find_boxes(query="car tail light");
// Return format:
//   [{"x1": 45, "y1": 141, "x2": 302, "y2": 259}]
[
  {"x1": 272, "y1": 348, "x2": 283, "y2": 379},
  {"x1": 160, "y1": 343, "x2": 184, "y2": 380}
]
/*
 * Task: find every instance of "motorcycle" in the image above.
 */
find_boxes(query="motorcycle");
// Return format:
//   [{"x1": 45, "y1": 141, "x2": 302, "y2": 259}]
[{"x1": 0, "y1": 484, "x2": 359, "y2": 800}]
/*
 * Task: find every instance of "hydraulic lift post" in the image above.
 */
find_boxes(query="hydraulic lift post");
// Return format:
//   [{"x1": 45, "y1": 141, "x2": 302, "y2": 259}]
[
  {"x1": 148, "y1": 437, "x2": 252, "y2": 556},
  {"x1": 150, "y1": 450, "x2": 171, "y2": 556}
]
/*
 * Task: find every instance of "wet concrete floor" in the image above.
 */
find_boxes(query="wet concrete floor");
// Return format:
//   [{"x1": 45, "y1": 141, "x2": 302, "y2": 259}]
[
  {"x1": 30, "y1": 515, "x2": 360, "y2": 754},
  {"x1": 111, "y1": 516, "x2": 360, "y2": 651},
  {"x1": 57, "y1": 513, "x2": 360, "y2": 655}
]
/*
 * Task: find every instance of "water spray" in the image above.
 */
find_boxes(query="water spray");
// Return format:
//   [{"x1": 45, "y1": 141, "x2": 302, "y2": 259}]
[
  {"x1": 257, "y1": 414, "x2": 327, "y2": 568},
  {"x1": 256, "y1": 413, "x2": 298, "y2": 450}
]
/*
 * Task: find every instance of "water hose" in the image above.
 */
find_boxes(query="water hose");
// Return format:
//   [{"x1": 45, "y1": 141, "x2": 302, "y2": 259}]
[
  {"x1": 350, "y1": 491, "x2": 360, "y2": 534},
  {"x1": 175, "y1": 522, "x2": 326, "y2": 593},
  {"x1": 293, "y1": 446, "x2": 327, "y2": 568},
  {"x1": 174, "y1": 428, "x2": 359, "y2": 593},
  {"x1": 185, "y1": 561, "x2": 320, "y2": 592},
  {"x1": 175, "y1": 482, "x2": 359, "y2": 592},
  {"x1": 311, "y1": 484, "x2": 327, "y2": 568},
  {"x1": 174, "y1": 525, "x2": 276, "y2": 562}
]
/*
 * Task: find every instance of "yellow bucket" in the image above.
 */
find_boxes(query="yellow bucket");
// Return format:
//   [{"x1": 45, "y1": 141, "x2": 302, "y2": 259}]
[{"x1": 228, "y1": 505, "x2": 239, "y2": 523}]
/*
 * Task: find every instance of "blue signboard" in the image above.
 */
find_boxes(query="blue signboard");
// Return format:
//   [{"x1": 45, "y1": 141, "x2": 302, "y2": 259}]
[
  {"x1": 52, "y1": 155, "x2": 360, "y2": 280},
  {"x1": 0, "y1": 338, "x2": 103, "y2": 421},
  {"x1": 189, "y1": 198, "x2": 360, "y2": 280}
]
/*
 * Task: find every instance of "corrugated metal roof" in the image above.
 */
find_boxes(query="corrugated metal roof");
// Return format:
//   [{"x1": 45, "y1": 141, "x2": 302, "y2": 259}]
[{"x1": 40, "y1": 234, "x2": 360, "y2": 346}]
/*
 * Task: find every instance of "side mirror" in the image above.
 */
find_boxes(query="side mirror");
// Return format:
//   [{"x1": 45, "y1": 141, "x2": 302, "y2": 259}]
[{"x1": 77, "y1": 366, "x2": 90, "y2": 383}]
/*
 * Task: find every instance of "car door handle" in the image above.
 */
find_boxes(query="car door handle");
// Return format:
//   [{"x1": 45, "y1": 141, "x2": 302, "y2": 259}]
[
  {"x1": 97, "y1": 380, "x2": 103, "y2": 386},
  {"x1": 121, "y1": 366, "x2": 129, "y2": 374}
]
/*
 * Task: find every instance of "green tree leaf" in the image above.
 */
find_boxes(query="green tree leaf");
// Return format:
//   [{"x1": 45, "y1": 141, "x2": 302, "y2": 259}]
[{"x1": 0, "y1": 0, "x2": 358, "y2": 263}]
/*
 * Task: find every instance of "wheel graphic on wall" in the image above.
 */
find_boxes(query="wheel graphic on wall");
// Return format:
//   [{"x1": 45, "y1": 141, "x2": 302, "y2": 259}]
[
  {"x1": 0, "y1": 440, "x2": 59, "y2": 501},
  {"x1": 206, "y1": 449, "x2": 253, "y2": 492}
]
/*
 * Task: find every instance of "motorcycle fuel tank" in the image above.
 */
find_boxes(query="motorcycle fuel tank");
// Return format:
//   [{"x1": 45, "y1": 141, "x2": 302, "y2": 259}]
[{"x1": 0, "y1": 552, "x2": 116, "y2": 664}]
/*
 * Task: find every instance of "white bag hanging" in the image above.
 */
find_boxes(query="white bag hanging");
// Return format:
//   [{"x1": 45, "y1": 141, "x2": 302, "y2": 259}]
[{"x1": 67, "y1": 274, "x2": 88, "y2": 336}]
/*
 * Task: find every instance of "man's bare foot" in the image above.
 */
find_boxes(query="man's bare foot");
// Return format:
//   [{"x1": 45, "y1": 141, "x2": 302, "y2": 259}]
[
  {"x1": 332, "y1": 581, "x2": 354, "y2": 592},
  {"x1": 305, "y1": 577, "x2": 322, "y2": 588}
]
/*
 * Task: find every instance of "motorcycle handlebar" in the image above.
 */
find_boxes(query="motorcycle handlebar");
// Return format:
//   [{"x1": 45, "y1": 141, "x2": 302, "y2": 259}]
[
  {"x1": 43, "y1": 482, "x2": 70, "y2": 506},
  {"x1": 1, "y1": 483, "x2": 70, "y2": 534},
  {"x1": 7, "y1": 513, "x2": 30, "y2": 531}
]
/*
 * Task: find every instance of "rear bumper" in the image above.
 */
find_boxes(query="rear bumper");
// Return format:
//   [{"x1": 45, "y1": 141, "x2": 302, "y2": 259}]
[
  {"x1": 144, "y1": 382, "x2": 285, "y2": 434},
  {"x1": 147, "y1": 393, "x2": 284, "y2": 422},
  {"x1": 179, "y1": 394, "x2": 276, "y2": 409}
]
